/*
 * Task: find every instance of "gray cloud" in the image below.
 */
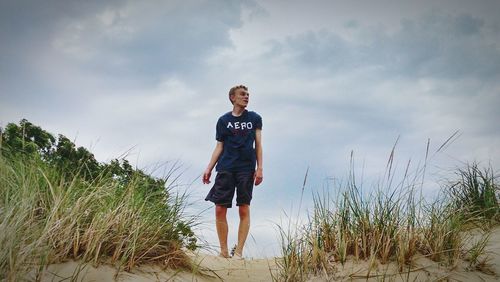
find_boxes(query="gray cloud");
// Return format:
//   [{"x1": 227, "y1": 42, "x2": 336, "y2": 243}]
[
  {"x1": 263, "y1": 12, "x2": 500, "y2": 80},
  {"x1": 49, "y1": 1, "x2": 251, "y2": 81},
  {"x1": 0, "y1": 0, "x2": 257, "y2": 104}
]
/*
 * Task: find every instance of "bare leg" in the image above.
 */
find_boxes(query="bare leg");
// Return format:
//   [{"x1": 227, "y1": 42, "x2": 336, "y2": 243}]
[
  {"x1": 235, "y1": 204, "x2": 250, "y2": 256},
  {"x1": 215, "y1": 205, "x2": 229, "y2": 257}
]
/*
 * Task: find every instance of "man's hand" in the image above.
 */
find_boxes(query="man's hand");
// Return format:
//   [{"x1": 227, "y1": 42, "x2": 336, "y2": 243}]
[
  {"x1": 202, "y1": 169, "x2": 212, "y2": 184},
  {"x1": 254, "y1": 168, "x2": 263, "y2": 186}
]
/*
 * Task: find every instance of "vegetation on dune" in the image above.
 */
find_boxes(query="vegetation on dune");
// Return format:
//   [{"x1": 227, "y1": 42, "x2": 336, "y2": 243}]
[
  {"x1": 449, "y1": 163, "x2": 499, "y2": 223},
  {"x1": 0, "y1": 119, "x2": 198, "y2": 281},
  {"x1": 276, "y1": 145, "x2": 499, "y2": 281}
]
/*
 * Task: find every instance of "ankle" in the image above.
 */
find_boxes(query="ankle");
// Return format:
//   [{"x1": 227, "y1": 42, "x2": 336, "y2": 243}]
[
  {"x1": 219, "y1": 251, "x2": 230, "y2": 258},
  {"x1": 234, "y1": 245, "x2": 243, "y2": 255}
]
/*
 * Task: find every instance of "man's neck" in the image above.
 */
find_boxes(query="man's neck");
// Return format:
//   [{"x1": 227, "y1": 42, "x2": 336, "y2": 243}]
[{"x1": 232, "y1": 106, "x2": 246, "y2": 117}]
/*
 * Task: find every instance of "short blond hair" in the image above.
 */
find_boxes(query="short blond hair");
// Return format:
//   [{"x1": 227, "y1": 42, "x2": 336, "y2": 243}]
[{"x1": 228, "y1": 85, "x2": 248, "y2": 104}]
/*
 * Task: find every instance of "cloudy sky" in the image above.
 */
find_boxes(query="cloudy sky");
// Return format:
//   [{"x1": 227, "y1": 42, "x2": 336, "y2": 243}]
[{"x1": 1, "y1": 0, "x2": 500, "y2": 258}]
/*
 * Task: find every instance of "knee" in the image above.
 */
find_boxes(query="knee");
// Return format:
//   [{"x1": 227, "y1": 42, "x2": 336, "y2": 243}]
[
  {"x1": 215, "y1": 205, "x2": 227, "y2": 219},
  {"x1": 239, "y1": 205, "x2": 250, "y2": 219}
]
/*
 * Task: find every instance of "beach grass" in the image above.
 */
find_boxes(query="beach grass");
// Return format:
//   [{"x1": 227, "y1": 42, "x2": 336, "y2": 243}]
[
  {"x1": 0, "y1": 153, "x2": 198, "y2": 281},
  {"x1": 275, "y1": 149, "x2": 499, "y2": 281}
]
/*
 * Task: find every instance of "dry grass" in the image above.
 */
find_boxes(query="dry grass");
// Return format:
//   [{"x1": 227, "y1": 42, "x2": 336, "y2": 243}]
[
  {"x1": 0, "y1": 155, "x2": 197, "y2": 281},
  {"x1": 276, "y1": 142, "x2": 499, "y2": 281}
]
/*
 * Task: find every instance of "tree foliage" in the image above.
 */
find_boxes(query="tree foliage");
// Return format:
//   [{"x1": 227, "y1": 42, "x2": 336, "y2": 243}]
[
  {"x1": 1, "y1": 119, "x2": 101, "y2": 180},
  {"x1": 1, "y1": 119, "x2": 155, "y2": 187}
]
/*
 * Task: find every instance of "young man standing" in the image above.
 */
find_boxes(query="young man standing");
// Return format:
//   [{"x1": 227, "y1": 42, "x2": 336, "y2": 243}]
[{"x1": 202, "y1": 85, "x2": 263, "y2": 259}]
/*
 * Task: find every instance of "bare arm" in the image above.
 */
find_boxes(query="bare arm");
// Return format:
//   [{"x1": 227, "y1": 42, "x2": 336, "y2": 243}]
[
  {"x1": 203, "y1": 141, "x2": 223, "y2": 184},
  {"x1": 254, "y1": 129, "x2": 263, "y2": 185}
]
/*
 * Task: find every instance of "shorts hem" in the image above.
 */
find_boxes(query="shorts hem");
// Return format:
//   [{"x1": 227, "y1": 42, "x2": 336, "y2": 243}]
[{"x1": 205, "y1": 198, "x2": 233, "y2": 208}]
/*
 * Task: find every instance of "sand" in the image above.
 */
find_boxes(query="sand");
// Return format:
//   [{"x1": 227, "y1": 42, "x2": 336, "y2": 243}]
[
  {"x1": 34, "y1": 227, "x2": 500, "y2": 281},
  {"x1": 35, "y1": 254, "x2": 279, "y2": 281}
]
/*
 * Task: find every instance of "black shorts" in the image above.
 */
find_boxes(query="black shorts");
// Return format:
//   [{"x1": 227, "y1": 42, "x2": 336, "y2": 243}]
[{"x1": 205, "y1": 171, "x2": 254, "y2": 208}]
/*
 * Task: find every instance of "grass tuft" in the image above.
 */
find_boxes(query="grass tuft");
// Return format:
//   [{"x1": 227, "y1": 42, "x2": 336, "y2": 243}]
[
  {"x1": 275, "y1": 150, "x2": 499, "y2": 281},
  {"x1": 448, "y1": 162, "x2": 499, "y2": 223},
  {"x1": 0, "y1": 154, "x2": 197, "y2": 281}
]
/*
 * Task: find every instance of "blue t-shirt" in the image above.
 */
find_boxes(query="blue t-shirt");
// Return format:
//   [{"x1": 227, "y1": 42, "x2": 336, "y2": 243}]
[{"x1": 215, "y1": 110, "x2": 262, "y2": 172}]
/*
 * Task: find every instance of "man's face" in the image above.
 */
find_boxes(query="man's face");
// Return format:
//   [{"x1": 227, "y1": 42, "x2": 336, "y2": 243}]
[{"x1": 232, "y1": 88, "x2": 249, "y2": 107}]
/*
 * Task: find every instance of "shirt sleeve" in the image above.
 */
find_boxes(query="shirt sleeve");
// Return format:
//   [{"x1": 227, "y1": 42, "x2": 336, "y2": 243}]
[
  {"x1": 215, "y1": 118, "x2": 225, "y2": 141},
  {"x1": 255, "y1": 113, "x2": 262, "y2": 130}
]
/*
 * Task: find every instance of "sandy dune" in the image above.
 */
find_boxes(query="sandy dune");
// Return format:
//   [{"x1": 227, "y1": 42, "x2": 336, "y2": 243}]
[
  {"x1": 37, "y1": 227, "x2": 500, "y2": 281},
  {"x1": 37, "y1": 254, "x2": 279, "y2": 281}
]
